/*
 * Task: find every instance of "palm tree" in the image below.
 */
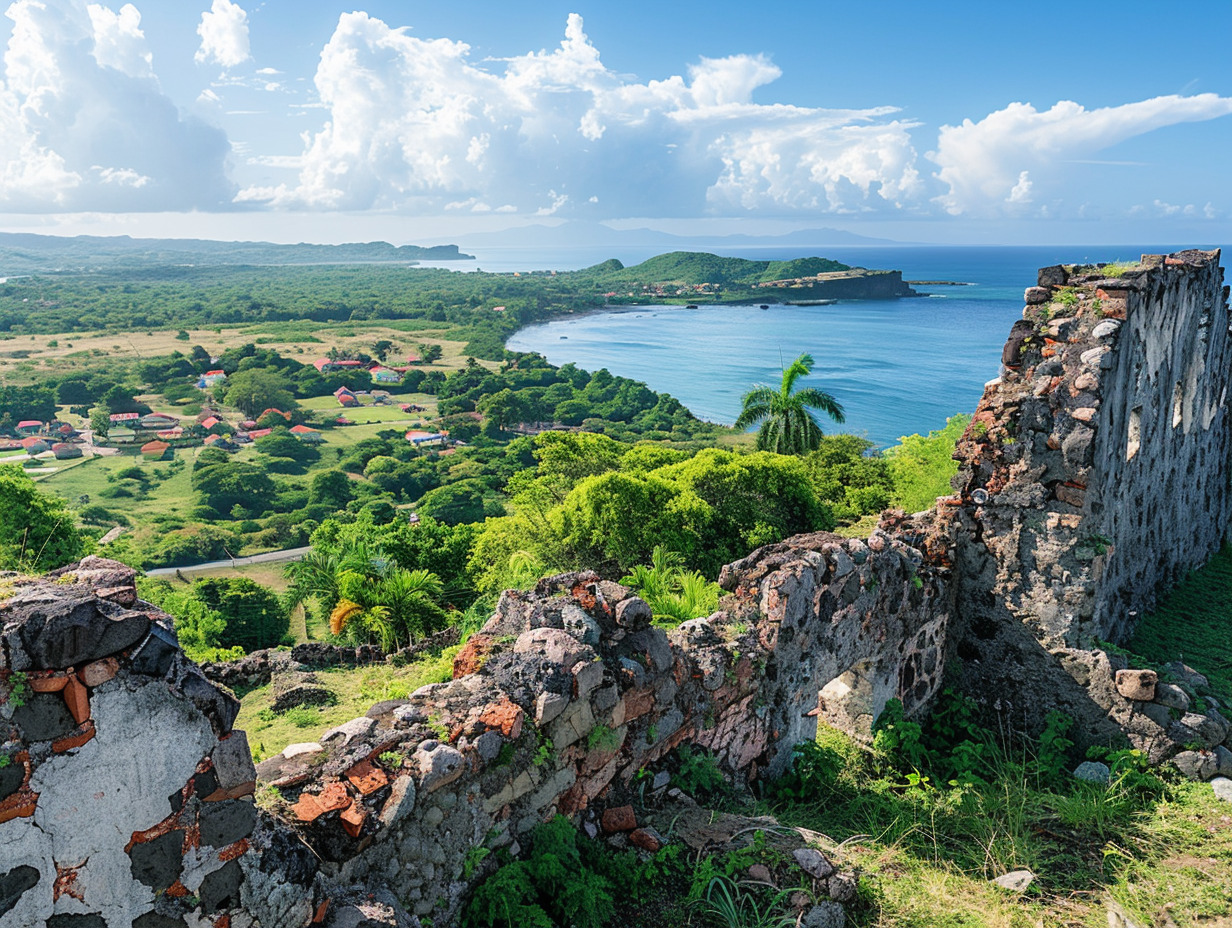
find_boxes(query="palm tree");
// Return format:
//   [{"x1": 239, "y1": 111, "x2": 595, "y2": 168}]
[{"x1": 733, "y1": 353, "x2": 845, "y2": 455}]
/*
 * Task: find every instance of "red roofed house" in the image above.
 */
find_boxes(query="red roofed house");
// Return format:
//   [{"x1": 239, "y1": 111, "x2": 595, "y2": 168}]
[
  {"x1": 20, "y1": 436, "x2": 49, "y2": 454},
  {"x1": 337, "y1": 393, "x2": 360, "y2": 408},
  {"x1": 259, "y1": 409, "x2": 292, "y2": 423},
  {"x1": 15, "y1": 420, "x2": 44, "y2": 434},
  {"x1": 52, "y1": 442, "x2": 82, "y2": 460},
  {"x1": 247, "y1": 428, "x2": 273, "y2": 440},
  {"x1": 314, "y1": 359, "x2": 365, "y2": 372},
  {"x1": 204, "y1": 435, "x2": 238, "y2": 452},
  {"x1": 140, "y1": 440, "x2": 172, "y2": 461},
  {"x1": 289, "y1": 424, "x2": 325, "y2": 444}
]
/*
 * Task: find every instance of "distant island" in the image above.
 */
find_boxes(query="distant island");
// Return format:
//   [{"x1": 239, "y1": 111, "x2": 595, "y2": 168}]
[
  {"x1": 0, "y1": 232, "x2": 473, "y2": 274},
  {"x1": 562, "y1": 251, "x2": 918, "y2": 303}
]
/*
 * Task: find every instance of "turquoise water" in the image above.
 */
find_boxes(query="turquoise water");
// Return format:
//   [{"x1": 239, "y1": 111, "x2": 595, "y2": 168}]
[{"x1": 505, "y1": 244, "x2": 1209, "y2": 447}]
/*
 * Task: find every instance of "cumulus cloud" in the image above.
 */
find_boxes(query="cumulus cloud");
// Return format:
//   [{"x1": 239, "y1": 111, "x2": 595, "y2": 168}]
[
  {"x1": 195, "y1": 0, "x2": 250, "y2": 70},
  {"x1": 245, "y1": 12, "x2": 924, "y2": 216},
  {"x1": 0, "y1": 0, "x2": 234, "y2": 211},
  {"x1": 931, "y1": 94, "x2": 1232, "y2": 215},
  {"x1": 86, "y1": 3, "x2": 152, "y2": 77}
]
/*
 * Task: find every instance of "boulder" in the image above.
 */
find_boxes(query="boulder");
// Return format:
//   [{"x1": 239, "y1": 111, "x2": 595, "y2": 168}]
[{"x1": 1114, "y1": 669, "x2": 1157, "y2": 701}]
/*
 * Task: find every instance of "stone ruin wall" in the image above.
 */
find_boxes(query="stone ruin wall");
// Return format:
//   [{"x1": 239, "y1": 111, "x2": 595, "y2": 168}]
[
  {"x1": 3, "y1": 250, "x2": 1231, "y2": 927},
  {"x1": 948, "y1": 249, "x2": 1232, "y2": 764}
]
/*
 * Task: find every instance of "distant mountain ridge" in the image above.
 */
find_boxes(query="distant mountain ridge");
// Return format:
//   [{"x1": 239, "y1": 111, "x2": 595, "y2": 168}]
[
  {"x1": 456, "y1": 220, "x2": 900, "y2": 249},
  {"x1": 0, "y1": 232, "x2": 474, "y2": 274}
]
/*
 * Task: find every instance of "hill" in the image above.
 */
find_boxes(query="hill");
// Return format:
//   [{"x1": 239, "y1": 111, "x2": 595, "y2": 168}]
[
  {"x1": 0, "y1": 232, "x2": 473, "y2": 274},
  {"x1": 575, "y1": 251, "x2": 852, "y2": 286}
]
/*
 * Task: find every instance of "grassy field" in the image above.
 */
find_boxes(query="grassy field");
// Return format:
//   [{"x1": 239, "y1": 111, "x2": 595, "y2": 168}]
[
  {"x1": 1128, "y1": 544, "x2": 1232, "y2": 697},
  {"x1": 37, "y1": 448, "x2": 200, "y2": 521},
  {"x1": 0, "y1": 321, "x2": 489, "y2": 384},
  {"x1": 236, "y1": 653, "x2": 457, "y2": 763}
]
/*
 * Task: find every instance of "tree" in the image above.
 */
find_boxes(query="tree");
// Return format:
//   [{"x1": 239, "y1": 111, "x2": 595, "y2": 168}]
[
  {"x1": 0, "y1": 470, "x2": 88, "y2": 572},
  {"x1": 223, "y1": 369, "x2": 296, "y2": 418},
  {"x1": 733, "y1": 353, "x2": 845, "y2": 455},
  {"x1": 89, "y1": 407, "x2": 110, "y2": 439},
  {"x1": 416, "y1": 342, "x2": 443, "y2": 363},
  {"x1": 192, "y1": 577, "x2": 289, "y2": 651}
]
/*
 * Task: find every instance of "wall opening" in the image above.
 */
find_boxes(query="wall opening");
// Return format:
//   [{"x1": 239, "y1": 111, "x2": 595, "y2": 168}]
[
  {"x1": 818, "y1": 663, "x2": 877, "y2": 740},
  {"x1": 1127, "y1": 406, "x2": 1142, "y2": 460}
]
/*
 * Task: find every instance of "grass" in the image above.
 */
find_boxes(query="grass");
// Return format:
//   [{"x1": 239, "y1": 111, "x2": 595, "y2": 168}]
[
  {"x1": 39, "y1": 450, "x2": 200, "y2": 522},
  {"x1": 770, "y1": 725, "x2": 1232, "y2": 928},
  {"x1": 1126, "y1": 543, "x2": 1232, "y2": 697},
  {"x1": 236, "y1": 651, "x2": 457, "y2": 762}
]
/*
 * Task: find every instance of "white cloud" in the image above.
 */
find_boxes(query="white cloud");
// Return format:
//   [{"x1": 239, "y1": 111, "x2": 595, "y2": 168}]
[
  {"x1": 86, "y1": 3, "x2": 152, "y2": 78},
  {"x1": 195, "y1": 0, "x2": 250, "y2": 70},
  {"x1": 931, "y1": 94, "x2": 1232, "y2": 215},
  {"x1": 243, "y1": 12, "x2": 924, "y2": 217},
  {"x1": 0, "y1": 0, "x2": 234, "y2": 211}
]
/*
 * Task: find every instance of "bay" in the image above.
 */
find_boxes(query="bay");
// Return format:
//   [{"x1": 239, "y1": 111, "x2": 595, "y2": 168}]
[{"x1": 505, "y1": 244, "x2": 1199, "y2": 447}]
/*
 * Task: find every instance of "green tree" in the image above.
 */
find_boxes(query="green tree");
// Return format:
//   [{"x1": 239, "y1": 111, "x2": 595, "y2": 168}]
[
  {"x1": 886, "y1": 414, "x2": 970, "y2": 512},
  {"x1": 223, "y1": 369, "x2": 296, "y2": 418},
  {"x1": 89, "y1": 407, "x2": 110, "y2": 439},
  {"x1": 192, "y1": 577, "x2": 289, "y2": 651},
  {"x1": 0, "y1": 470, "x2": 88, "y2": 572},
  {"x1": 733, "y1": 353, "x2": 845, "y2": 455}
]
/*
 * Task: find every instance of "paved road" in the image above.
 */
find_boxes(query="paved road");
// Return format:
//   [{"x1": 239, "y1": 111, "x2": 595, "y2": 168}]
[{"x1": 146, "y1": 546, "x2": 312, "y2": 577}]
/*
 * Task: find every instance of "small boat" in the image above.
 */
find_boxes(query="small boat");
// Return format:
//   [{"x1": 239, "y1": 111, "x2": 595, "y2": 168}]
[
  {"x1": 560, "y1": 335, "x2": 568, "y2": 339},
  {"x1": 760, "y1": 304, "x2": 769, "y2": 309},
  {"x1": 686, "y1": 303, "x2": 698, "y2": 309}
]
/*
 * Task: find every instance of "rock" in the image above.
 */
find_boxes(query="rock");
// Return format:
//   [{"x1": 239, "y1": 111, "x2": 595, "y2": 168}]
[
  {"x1": 284, "y1": 742, "x2": 326, "y2": 759},
  {"x1": 561, "y1": 604, "x2": 602, "y2": 646},
  {"x1": 1038, "y1": 265, "x2": 1068, "y2": 288},
  {"x1": 12, "y1": 590, "x2": 150, "y2": 670},
  {"x1": 1153, "y1": 682, "x2": 1190, "y2": 711},
  {"x1": 1170, "y1": 712, "x2": 1227, "y2": 749},
  {"x1": 747, "y1": 863, "x2": 772, "y2": 883},
  {"x1": 615, "y1": 597, "x2": 652, "y2": 629},
  {"x1": 1073, "y1": 761, "x2": 1111, "y2": 784},
  {"x1": 1024, "y1": 286, "x2": 1051, "y2": 304},
  {"x1": 630, "y1": 827, "x2": 665, "y2": 853},
  {"x1": 1213, "y1": 746, "x2": 1232, "y2": 777},
  {"x1": 1163, "y1": 661, "x2": 1209, "y2": 689},
  {"x1": 1091, "y1": 320, "x2": 1122, "y2": 339},
  {"x1": 801, "y1": 902, "x2": 845, "y2": 928},
  {"x1": 79, "y1": 657, "x2": 119, "y2": 688},
  {"x1": 321, "y1": 716, "x2": 376, "y2": 748},
  {"x1": 212, "y1": 731, "x2": 257, "y2": 792},
  {"x1": 601, "y1": 805, "x2": 636, "y2": 834},
  {"x1": 1114, "y1": 668, "x2": 1157, "y2": 701},
  {"x1": 11, "y1": 692, "x2": 78, "y2": 742},
  {"x1": 199, "y1": 799, "x2": 258, "y2": 847},
  {"x1": 414, "y1": 741, "x2": 465, "y2": 793},
  {"x1": 535, "y1": 692, "x2": 569, "y2": 726},
  {"x1": 513, "y1": 627, "x2": 592, "y2": 672},
  {"x1": 992, "y1": 869, "x2": 1034, "y2": 892},
  {"x1": 652, "y1": 770, "x2": 671, "y2": 792},
  {"x1": 130, "y1": 624, "x2": 181, "y2": 677},
  {"x1": 0, "y1": 865, "x2": 40, "y2": 919},
  {"x1": 1212, "y1": 777, "x2": 1232, "y2": 802},
  {"x1": 1171, "y1": 750, "x2": 1217, "y2": 780},
  {"x1": 792, "y1": 847, "x2": 834, "y2": 879},
  {"x1": 198, "y1": 858, "x2": 244, "y2": 913},
  {"x1": 129, "y1": 830, "x2": 184, "y2": 891}
]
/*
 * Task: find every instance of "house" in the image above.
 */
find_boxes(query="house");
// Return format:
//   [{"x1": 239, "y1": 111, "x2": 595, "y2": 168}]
[
  {"x1": 313, "y1": 358, "x2": 366, "y2": 373},
  {"x1": 333, "y1": 386, "x2": 356, "y2": 398},
  {"x1": 156, "y1": 428, "x2": 185, "y2": 441},
  {"x1": 20, "y1": 437, "x2": 49, "y2": 454},
  {"x1": 405, "y1": 355, "x2": 421, "y2": 364},
  {"x1": 0, "y1": 439, "x2": 21, "y2": 451},
  {"x1": 196, "y1": 408, "x2": 223, "y2": 424},
  {"x1": 405, "y1": 430, "x2": 447, "y2": 446},
  {"x1": 140, "y1": 440, "x2": 172, "y2": 461},
  {"x1": 258, "y1": 408, "x2": 291, "y2": 423},
  {"x1": 199, "y1": 416, "x2": 226, "y2": 433},
  {"x1": 51, "y1": 442, "x2": 82, "y2": 460},
  {"x1": 197, "y1": 370, "x2": 227, "y2": 389},
  {"x1": 139, "y1": 413, "x2": 179, "y2": 431},
  {"x1": 247, "y1": 428, "x2": 273, "y2": 440},
  {"x1": 289, "y1": 424, "x2": 325, "y2": 444},
  {"x1": 334, "y1": 417, "x2": 354, "y2": 426},
  {"x1": 109, "y1": 412, "x2": 139, "y2": 425},
  {"x1": 491, "y1": 305, "x2": 506, "y2": 313},
  {"x1": 239, "y1": 419, "x2": 258, "y2": 430},
  {"x1": 15, "y1": 420, "x2": 44, "y2": 435},
  {"x1": 370, "y1": 367, "x2": 401, "y2": 384},
  {"x1": 337, "y1": 393, "x2": 360, "y2": 408},
  {"x1": 231, "y1": 432, "x2": 253, "y2": 444},
  {"x1": 108, "y1": 428, "x2": 137, "y2": 444},
  {"x1": 203, "y1": 434, "x2": 238, "y2": 452}
]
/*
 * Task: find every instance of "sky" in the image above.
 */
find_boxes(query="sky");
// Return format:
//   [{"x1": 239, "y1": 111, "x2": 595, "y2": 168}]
[{"x1": 0, "y1": 0, "x2": 1230, "y2": 246}]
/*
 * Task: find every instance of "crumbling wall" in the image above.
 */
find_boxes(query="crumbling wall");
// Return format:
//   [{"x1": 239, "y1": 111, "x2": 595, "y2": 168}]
[
  {"x1": 948, "y1": 249, "x2": 1232, "y2": 761},
  {"x1": 253, "y1": 527, "x2": 951, "y2": 924},
  {"x1": 0, "y1": 557, "x2": 319, "y2": 928}
]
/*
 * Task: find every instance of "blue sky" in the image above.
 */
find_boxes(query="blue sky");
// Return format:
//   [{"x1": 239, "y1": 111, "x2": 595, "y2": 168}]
[{"x1": 0, "y1": 0, "x2": 1229, "y2": 245}]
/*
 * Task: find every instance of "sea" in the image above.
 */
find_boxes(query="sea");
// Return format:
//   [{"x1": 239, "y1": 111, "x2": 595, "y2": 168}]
[{"x1": 440, "y1": 243, "x2": 1223, "y2": 449}]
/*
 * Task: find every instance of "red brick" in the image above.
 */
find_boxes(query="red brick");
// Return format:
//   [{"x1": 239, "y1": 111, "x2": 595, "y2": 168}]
[
  {"x1": 0, "y1": 788, "x2": 38, "y2": 825},
  {"x1": 345, "y1": 759, "x2": 390, "y2": 797},
  {"x1": 601, "y1": 804, "x2": 636, "y2": 834},
  {"x1": 477, "y1": 699, "x2": 524, "y2": 740},
  {"x1": 312, "y1": 900, "x2": 331, "y2": 924},
  {"x1": 293, "y1": 781, "x2": 350, "y2": 823},
  {"x1": 52, "y1": 720, "x2": 95, "y2": 754},
  {"x1": 63, "y1": 676, "x2": 90, "y2": 724},
  {"x1": 339, "y1": 801, "x2": 367, "y2": 838},
  {"x1": 29, "y1": 672, "x2": 68, "y2": 693},
  {"x1": 629, "y1": 828, "x2": 662, "y2": 852}
]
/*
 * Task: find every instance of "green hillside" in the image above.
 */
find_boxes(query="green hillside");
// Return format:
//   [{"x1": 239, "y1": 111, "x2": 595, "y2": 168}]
[{"x1": 573, "y1": 251, "x2": 851, "y2": 286}]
